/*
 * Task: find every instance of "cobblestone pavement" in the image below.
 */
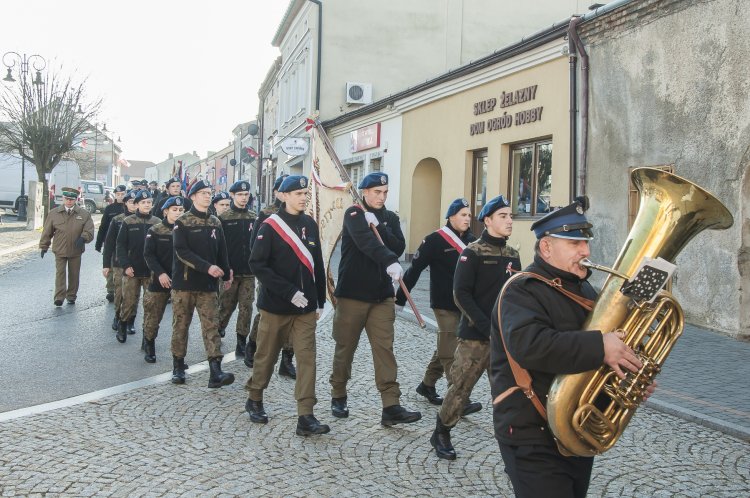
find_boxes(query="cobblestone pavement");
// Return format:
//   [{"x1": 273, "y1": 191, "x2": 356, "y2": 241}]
[{"x1": 0, "y1": 313, "x2": 748, "y2": 497}]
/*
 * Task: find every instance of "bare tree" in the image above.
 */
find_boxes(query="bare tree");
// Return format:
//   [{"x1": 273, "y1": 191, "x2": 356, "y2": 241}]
[{"x1": 0, "y1": 67, "x2": 101, "y2": 218}]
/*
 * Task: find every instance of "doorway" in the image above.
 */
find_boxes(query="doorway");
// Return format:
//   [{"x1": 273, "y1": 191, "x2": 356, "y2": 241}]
[{"x1": 409, "y1": 158, "x2": 442, "y2": 255}]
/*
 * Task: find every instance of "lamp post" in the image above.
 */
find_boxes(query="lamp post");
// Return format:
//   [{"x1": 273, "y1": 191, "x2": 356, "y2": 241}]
[{"x1": 2, "y1": 52, "x2": 46, "y2": 221}]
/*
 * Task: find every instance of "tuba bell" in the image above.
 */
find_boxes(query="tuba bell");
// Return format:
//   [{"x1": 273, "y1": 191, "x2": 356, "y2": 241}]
[{"x1": 546, "y1": 167, "x2": 733, "y2": 457}]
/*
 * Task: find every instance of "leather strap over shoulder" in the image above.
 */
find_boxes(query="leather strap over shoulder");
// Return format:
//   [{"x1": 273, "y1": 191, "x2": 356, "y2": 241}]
[{"x1": 492, "y1": 271, "x2": 594, "y2": 421}]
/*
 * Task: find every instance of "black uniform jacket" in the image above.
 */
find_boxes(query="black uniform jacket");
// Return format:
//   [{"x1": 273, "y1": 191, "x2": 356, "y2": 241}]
[
  {"x1": 396, "y1": 223, "x2": 476, "y2": 311},
  {"x1": 251, "y1": 199, "x2": 281, "y2": 249},
  {"x1": 334, "y1": 202, "x2": 405, "y2": 302},
  {"x1": 490, "y1": 255, "x2": 605, "y2": 446},
  {"x1": 116, "y1": 211, "x2": 160, "y2": 277},
  {"x1": 219, "y1": 203, "x2": 256, "y2": 276},
  {"x1": 102, "y1": 212, "x2": 129, "y2": 269},
  {"x1": 95, "y1": 201, "x2": 125, "y2": 251},
  {"x1": 143, "y1": 220, "x2": 174, "y2": 293},
  {"x1": 453, "y1": 230, "x2": 521, "y2": 341},
  {"x1": 171, "y1": 207, "x2": 230, "y2": 292},
  {"x1": 249, "y1": 206, "x2": 326, "y2": 315}
]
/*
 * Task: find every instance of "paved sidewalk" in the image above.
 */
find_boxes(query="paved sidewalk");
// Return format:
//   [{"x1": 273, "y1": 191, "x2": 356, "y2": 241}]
[{"x1": 0, "y1": 314, "x2": 748, "y2": 497}]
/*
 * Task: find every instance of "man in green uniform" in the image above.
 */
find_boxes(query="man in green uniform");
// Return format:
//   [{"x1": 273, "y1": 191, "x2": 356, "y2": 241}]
[{"x1": 39, "y1": 186, "x2": 95, "y2": 306}]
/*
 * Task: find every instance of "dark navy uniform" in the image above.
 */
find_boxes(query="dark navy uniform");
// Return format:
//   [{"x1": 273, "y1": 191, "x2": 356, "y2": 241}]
[
  {"x1": 396, "y1": 221, "x2": 476, "y2": 393},
  {"x1": 96, "y1": 199, "x2": 125, "y2": 251}
]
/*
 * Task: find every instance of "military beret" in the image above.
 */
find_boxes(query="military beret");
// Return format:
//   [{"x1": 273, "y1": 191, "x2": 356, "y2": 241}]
[
  {"x1": 149, "y1": 180, "x2": 158, "y2": 186},
  {"x1": 358, "y1": 172, "x2": 388, "y2": 189},
  {"x1": 134, "y1": 190, "x2": 152, "y2": 203},
  {"x1": 161, "y1": 196, "x2": 184, "y2": 211},
  {"x1": 212, "y1": 191, "x2": 230, "y2": 204},
  {"x1": 124, "y1": 190, "x2": 138, "y2": 202},
  {"x1": 188, "y1": 180, "x2": 211, "y2": 197},
  {"x1": 165, "y1": 177, "x2": 181, "y2": 188},
  {"x1": 229, "y1": 180, "x2": 250, "y2": 193},
  {"x1": 61, "y1": 187, "x2": 78, "y2": 199},
  {"x1": 272, "y1": 175, "x2": 288, "y2": 192},
  {"x1": 531, "y1": 196, "x2": 593, "y2": 240},
  {"x1": 477, "y1": 195, "x2": 510, "y2": 221},
  {"x1": 445, "y1": 198, "x2": 470, "y2": 218},
  {"x1": 114, "y1": 185, "x2": 127, "y2": 193},
  {"x1": 278, "y1": 175, "x2": 308, "y2": 193}
]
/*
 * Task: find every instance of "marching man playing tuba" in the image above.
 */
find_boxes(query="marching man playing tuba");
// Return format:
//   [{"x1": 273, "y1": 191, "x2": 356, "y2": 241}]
[{"x1": 489, "y1": 197, "x2": 656, "y2": 498}]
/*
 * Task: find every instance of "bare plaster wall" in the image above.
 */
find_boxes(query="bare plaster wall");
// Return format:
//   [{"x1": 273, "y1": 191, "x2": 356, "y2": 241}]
[{"x1": 582, "y1": 0, "x2": 749, "y2": 335}]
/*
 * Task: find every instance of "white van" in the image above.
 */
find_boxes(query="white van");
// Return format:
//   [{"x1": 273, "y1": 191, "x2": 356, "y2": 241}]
[
  {"x1": 48, "y1": 160, "x2": 82, "y2": 208},
  {"x1": 0, "y1": 153, "x2": 36, "y2": 212}
]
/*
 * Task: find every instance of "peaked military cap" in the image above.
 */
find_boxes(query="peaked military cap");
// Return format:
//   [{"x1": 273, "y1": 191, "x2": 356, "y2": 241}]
[
  {"x1": 358, "y1": 172, "x2": 388, "y2": 189},
  {"x1": 229, "y1": 180, "x2": 250, "y2": 193},
  {"x1": 445, "y1": 197, "x2": 470, "y2": 218},
  {"x1": 272, "y1": 175, "x2": 288, "y2": 192},
  {"x1": 165, "y1": 177, "x2": 181, "y2": 188},
  {"x1": 114, "y1": 184, "x2": 127, "y2": 193},
  {"x1": 161, "y1": 196, "x2": 184, "y2": 211},
  {"x1": 61, "y1": 187, "x2": 78, "y2": 199},
  {"x1": 477, "y1": 195, "x2": 510, "y2": 221},
  {"x1": 188, "y1": 180, "x2": 211, "y2": 197},
  {"x1": 212, "y1": 191, "x2": 230, "y2": 204},
  {"x1": 134, "y1": 190, "x2": 152, "y2": 203},
  {"x1": 278, "y1": 175, "x2": 308, "y2": 193},
  {"x1": 531, "y1": 196, "x2": 593, "y2": 240}
]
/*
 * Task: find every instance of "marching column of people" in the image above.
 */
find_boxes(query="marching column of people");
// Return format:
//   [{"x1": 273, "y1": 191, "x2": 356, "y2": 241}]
[
  {"x1": 103, "y1": 190, "x2": 138, "y2": 332},
  {"x1": 95, "y1": 185, "x2": 126, "y2": 302}
]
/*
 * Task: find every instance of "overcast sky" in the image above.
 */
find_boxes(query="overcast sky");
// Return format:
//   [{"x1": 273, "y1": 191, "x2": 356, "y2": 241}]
[{"x1": 0, "y1": 0, "x2": 290, "y2": 163}]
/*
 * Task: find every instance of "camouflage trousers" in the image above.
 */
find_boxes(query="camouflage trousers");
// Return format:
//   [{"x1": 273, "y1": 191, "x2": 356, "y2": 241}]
[
  {"x1": 438, "y1": 338, "x2": 489, "y2": 427},
  {"x1": 121, "y1": 275, "x2": 149, "y2": 321},
  {"x1": 112, "y1": 267, "x2": 124, "y2": 316},
  {"x1": 249, "y1": 284, "x2": 293, "y2": 351},
  {"x1": 170, "y1": 290, "x2": 223, "y2": 360},
  {"x1": 218, "y1": 275, "x2": 255, "y2": 337},
  {"x1": 143, "y1": 290, "x2": 170, "y2": 341},
  {"x1": 106, "y1": 269, "x2": 115, "y2": 293},
  {"x1": 422, "y1": 309, "x2": 460, "y2": 387},
  {"x1": 246, "y1": 310, "x2": 318, "y2": 415}
]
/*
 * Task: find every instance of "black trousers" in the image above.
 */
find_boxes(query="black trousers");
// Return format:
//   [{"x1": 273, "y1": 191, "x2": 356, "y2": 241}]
[{"x1": 499, "y1": 443, "x2": 594, "y2": 498}]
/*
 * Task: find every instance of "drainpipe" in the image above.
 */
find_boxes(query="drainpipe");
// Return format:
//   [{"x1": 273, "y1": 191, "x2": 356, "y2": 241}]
[
  {"x1": 308, "y1": 0, "x2": 323, "y2": 112},
  {"x1": 568, "y1": 16, "x2": 589, "y2": 198}
]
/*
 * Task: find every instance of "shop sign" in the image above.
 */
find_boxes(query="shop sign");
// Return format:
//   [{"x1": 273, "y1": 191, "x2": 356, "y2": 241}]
[
  {"x1": 281, "y1": 137, "x2": 309, "y2": 157},
  {"x1": 469, "y1": 84, "x2": 543, "y2": 136},
  {"x1": 350, "y1": 123, "x2": 381, "y2": 152}
]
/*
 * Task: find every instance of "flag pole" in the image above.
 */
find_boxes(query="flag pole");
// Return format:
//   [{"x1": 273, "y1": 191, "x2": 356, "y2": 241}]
[{"x1": 307, "y1": 117, "x2": 426, "y2": 329}]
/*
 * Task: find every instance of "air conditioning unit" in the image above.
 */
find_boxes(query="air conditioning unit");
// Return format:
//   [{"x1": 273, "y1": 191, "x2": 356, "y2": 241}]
[{"x1": 346, "y1": 82, "x2": 373, "y2": 105}]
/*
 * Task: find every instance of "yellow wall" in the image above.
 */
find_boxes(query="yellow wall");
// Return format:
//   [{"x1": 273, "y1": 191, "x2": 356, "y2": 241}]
[{"x1": 400, "y1": 56, "x2": 570, "y2": 264}]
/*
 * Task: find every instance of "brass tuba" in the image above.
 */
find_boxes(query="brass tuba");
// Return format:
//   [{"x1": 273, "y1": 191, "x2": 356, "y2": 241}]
[{"x1": 546, "y1": 167, "x2": 734, "y2": 457}]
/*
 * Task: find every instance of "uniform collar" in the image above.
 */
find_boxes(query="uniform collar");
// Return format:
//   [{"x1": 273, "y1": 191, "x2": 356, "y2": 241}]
[
  {"x1": 136, "y1": 210, "x2": 151, "y2": 219},
  {"x1": 445, "y1": 221, "x2": 468, "y2": 239},
  {"x1": 480, "y1": 229, "x2": 507, "y2": 247},
  {"x1": 231, "y1": 203, "x2": 248, "y2": 212},
  {"x1": 189, "y1": 206, "x2": 210, "y2": 219},
  {"x1": 162, "y1": 219, "x2": 175, "y2": 229}
]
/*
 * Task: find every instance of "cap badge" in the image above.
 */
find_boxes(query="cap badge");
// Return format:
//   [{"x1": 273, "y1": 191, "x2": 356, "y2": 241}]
[
  {"x1": 300, "y1": 177, "x2": 307, "y2": 188},
  {"x1": 380, "y1": 175, "x2": 386, "y2": 185},
  {"x1": 461, "y1": 199, "x2": 469, "y2": 207}
]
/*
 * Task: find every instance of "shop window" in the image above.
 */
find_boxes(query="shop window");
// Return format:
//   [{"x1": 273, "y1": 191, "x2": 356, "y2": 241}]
[
  {"x1": 510, "y1": 140, "x2": 553, "y2": 216},
  {"x1": 369, "y1": 158, "x2": 381, "y2": 172},
  {"x1": 470, "y1": 150, "x2": 488, "y2": 235},
  {"x1": 346, "y1": 164, "x2": 362, "y2": 188}
]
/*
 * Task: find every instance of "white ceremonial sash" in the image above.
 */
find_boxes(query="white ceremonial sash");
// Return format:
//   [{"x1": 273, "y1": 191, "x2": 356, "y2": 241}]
[
  {"x1": 436, "y1": 226, "x2": 467, "y2": 253},
  {"x1": 265, "y1": 214, "x2": 315, "y2": 278}
]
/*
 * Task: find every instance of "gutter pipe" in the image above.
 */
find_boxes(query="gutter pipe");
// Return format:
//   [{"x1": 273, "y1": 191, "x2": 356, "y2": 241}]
[{"x1": 308, "y1": 0, "x2": 322, "y2": 111}]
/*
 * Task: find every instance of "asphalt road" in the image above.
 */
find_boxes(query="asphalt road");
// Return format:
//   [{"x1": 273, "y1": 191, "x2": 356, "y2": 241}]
[{"x1": 0, "y1": 244, "x2": 244, "y2": 413}]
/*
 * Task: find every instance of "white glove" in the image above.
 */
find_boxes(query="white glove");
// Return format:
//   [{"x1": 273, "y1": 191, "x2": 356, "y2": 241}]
[
  {"x1": 386, "y1": 262, "x2": 403, "y2": 281},
  {"x1": 395, "y1": 304, "x2": 404, "y2": 313},
  {"x1": 291, "y1": 291, "x2": 308, "y2": 308},
  {"x1": 364, "y1": 212, "x2": 379, "y2": 227}
]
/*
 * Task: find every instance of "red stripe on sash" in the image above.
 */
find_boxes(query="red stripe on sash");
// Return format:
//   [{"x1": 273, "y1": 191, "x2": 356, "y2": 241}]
[{"x1": 264, "y1": 216, "x2": 315, "y2": 278}]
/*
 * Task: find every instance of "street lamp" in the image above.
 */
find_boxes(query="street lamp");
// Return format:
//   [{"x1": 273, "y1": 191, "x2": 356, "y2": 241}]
[{"x1": 2, "y1": 51, "x2": 46, "y2": 221}]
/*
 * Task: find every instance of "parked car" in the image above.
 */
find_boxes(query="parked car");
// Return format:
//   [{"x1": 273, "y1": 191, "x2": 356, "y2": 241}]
[{"x1": 80, "y1": 180, "x2": 107, "y2": 213}]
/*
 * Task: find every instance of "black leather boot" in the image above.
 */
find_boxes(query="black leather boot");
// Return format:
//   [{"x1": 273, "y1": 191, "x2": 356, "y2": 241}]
[
  {"x1": 111, "y1": 312, "x2": 119, "y2": 331},
  {"x1": 144, "y1": 339, "x2": 156, "y2": 363},
  {"x1": 218, "y1": 326, "x2": 226, "y2": 338},
  {"x1": 126, "y1": 316, "x2": 136, "y2": 335},
  {"x1": 296, "y1": 415, "x2": 330, "y2": 436},
  {"x1": 430, "y1": 414, "x2": 457, "y2": 460},
  {"x1": 462, "y1": 400, "x2": 483, "y2": 417},
  {"x1": 278, "y1": 349, "x2": 296, "y2": 379},
  {"x1": 236, "y1": 334, "x2": 247, "y2": 357},
  {"x1": 416, "y1": 382, "x2": 444, "y2": 405},
  {"x1": 116, "y1": 320, "x2": 127, "y2": 343},
  {"x1": 171, "y1": 356, "x2": 186, "y2": 384},
  {"x1": 207, "y1": 358, "x2": 235, "y2": 388},
  {"x1": 381, "y1": 405, "x2": 422, "y2": 426},
  {"x1": 331, "y1": 397, "x2": 349, "y2": 418},
  {"x1": 244, "y1": 339, "x2": 257, "y2": 368},
  {"x1": 245, "y1": 399, "x2": 268, "y2": 424},
  {"x1": 106, "y1": 292, "x2": 114, "y2": 303}
]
